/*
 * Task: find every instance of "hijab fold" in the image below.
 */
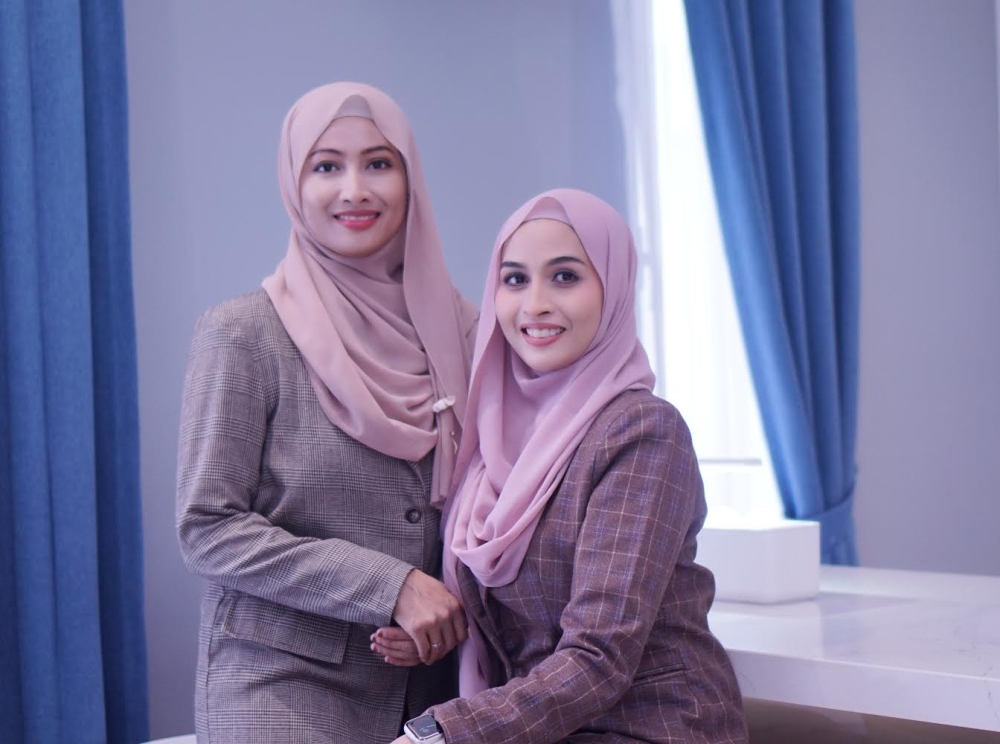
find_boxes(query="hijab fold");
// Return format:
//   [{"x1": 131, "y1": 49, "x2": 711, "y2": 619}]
[
  {"x1": 263, "y1": 82, "x2": 472, "y2": 504},
  {"x1": 443, "y1": 189, "x2": 656, "y2": 694}
]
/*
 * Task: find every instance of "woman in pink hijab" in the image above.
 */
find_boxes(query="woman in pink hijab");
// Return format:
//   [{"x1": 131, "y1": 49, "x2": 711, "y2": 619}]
[
  {"x1": 176, "y1": 82, "x2": 477, "y2": 744},
  {"x1": 377, "y1": 189, "x2": 748, "y2": 743}
]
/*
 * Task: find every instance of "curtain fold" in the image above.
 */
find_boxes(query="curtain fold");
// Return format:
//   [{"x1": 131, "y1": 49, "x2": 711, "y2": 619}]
[
  {"x1": 683, "y1": 0, "x2": 860, "y2": 564},
  {"x1": 0, "y1": 0, "x2": 149, "y2": 741}
]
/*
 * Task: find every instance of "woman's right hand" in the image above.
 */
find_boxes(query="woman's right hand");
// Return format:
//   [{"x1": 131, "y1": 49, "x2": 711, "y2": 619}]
[{"x1": 391, "y1": 569, "x2": 466, "y2": 664}]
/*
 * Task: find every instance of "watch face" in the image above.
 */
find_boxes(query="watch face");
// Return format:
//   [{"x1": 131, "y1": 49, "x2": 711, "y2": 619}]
[{"x1": 406, "y1": 714, "x2": 441, "y2": 738}]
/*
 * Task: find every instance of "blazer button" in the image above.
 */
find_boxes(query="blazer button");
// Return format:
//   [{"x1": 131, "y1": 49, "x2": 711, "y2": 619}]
[{"x1": 405, "y1": 508, "x2": 422, "y2": 524}]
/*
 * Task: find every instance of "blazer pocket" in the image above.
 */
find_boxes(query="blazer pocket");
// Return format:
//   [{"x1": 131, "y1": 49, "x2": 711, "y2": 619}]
[
  {"x1": 221, "y1": 591, "x2": 350, "y2": 664},
  {"x1": 631, "y1": 662, "x2": 686, "y2": 687}
]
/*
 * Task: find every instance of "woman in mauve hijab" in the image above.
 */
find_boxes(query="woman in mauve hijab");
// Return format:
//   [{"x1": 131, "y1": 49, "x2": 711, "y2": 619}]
[
  {"x1": 376, "y1": 189, "x2": 748, "y2": 744},
  {"x1": 176, "y1": 82, "x2": 477, "y2": 744}
]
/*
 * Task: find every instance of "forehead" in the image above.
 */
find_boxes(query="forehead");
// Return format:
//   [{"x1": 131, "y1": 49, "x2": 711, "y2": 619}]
[
  {"x1": 501, "y1": 219, "x2": 587, "y2": 261},
  {"x1": 309, "y1": 116, "x2": 393, "y2": 152}
]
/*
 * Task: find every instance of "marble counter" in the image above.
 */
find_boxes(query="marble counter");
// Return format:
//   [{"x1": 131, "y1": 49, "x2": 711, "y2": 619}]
[{"x1": 708, "y1": 565, "x2": 1000, "y2": 732}]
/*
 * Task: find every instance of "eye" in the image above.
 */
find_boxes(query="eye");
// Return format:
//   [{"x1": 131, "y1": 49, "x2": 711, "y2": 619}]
[
  {"x1": 553, "y1": 269, "x2": 579, "y2": 284},
  {"x1": 312, "y1": 161, "x2": 338, "y2": 173},
  {"x1": 500, "y1": 271, "x2": 528, "y2": 287},
  {"x1": 368, "y1": 158, "x2": 393, "y2": 170}
]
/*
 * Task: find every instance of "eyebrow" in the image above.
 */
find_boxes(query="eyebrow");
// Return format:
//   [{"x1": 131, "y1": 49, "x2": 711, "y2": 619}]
[
  {"x1": 308, "y1": 145, "x2": 395, "y2": 158},
  {"x1": 500, "y1": 256, "x2": 587, "y2": 269}
]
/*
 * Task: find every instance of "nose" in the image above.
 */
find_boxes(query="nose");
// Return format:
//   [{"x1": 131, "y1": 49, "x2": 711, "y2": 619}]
[
  {"x1": 340, "y1": 166, "x2": 368, "y2": 203},
  {"x1": 522, "y1": 281, "x2": 552, "y2": 316}
]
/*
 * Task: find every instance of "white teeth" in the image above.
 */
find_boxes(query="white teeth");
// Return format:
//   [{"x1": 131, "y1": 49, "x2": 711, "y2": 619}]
[
  {"x1": 524, "y1": 327, "x2": 563, "y2": 338},
  {"x1": 337, "y1": 214, "x2": 376, "y2": 221}
]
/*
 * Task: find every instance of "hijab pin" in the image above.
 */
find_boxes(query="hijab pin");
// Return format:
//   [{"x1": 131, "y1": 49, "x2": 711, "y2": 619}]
[{"x1": 432, "y1": 395, "x2": 456, "y2": 414}]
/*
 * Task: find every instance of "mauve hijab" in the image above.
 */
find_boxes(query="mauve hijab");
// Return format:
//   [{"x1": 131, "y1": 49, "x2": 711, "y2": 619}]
[
  {"x1": 443, "y1": 188, "x2": 656, "y2": 693},
  {"x1": 263, "y1": 82, "x2": 474, "y2": 505}
]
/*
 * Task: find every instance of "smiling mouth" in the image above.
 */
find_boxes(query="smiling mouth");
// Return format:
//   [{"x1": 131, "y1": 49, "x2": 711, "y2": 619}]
[
  {"x1": 523, "y1": 327, "x2": 564, "y2": 339},
  {"x1": 335, "y1": 211, "x2": 379, "y2": 230},
  {"x1": 335, "y1": 212, "x2": 378, "y2": 221}
]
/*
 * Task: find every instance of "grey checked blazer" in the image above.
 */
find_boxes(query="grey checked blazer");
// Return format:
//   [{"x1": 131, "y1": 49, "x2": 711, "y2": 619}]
[
  {"x1": 429, "y1": 390, "x2": 748, "y2": 743},
  {"x1": 176, "y1": 290, "x2": 474, "y2": 744}
]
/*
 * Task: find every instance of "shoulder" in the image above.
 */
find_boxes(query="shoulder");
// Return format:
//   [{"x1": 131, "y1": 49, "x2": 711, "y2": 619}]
[
  {"x1": 195, "y1": 289, "x2": 280, "y2": 334},
  {"x1": 191, "y1": 289, "x2": 288, "y2": 351},
  {"x1": 584, "y1": 389, "x2": 693, "y2": 451}
]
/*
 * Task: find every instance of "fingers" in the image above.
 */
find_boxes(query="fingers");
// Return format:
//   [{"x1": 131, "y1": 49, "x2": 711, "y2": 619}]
[
  {"x1": 373, "y1": 625, "x2": 412, "y2": 644},
  {"x1": 370, "y1": 626, "x2": 429, "y2": 667},
  {"x1": 371, "y1": 636, "x2": 421, "y2": 667},
  {"x1": 371, "y1": 627, "x2": 421, "y2": 666}
]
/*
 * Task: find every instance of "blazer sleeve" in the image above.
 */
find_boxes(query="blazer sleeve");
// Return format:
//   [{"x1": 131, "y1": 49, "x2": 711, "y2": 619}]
[
  {"x1": 430, "y1": 399, "x2": 701, "y2": 743},
  {"x1": 175, "y1": 308, "x2": 414, "y2": 627}
]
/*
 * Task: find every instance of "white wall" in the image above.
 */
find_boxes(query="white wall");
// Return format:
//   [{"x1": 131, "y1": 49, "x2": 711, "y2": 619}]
[
  {"x1": 124, "y1": 0, "x2": 625, "y2": 737},
  {"x1": 853, "y1": 0, "x2": 1000, "y2": 575}
]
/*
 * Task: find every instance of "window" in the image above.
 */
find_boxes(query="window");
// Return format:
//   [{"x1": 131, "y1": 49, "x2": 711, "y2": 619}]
[{"x1": 612, "y1": 0, "x2": 783, "y2": 525}]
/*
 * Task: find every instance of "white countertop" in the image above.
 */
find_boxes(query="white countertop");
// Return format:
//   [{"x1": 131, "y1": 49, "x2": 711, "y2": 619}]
[{"x1": 708, "y1": 565, "x2": 1000, "y2": 731}]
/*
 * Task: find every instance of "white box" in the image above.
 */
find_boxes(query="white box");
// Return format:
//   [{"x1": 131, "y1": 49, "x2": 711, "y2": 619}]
[{"x1": 697, "y1": 519, "x2": 820, "y2": 603}]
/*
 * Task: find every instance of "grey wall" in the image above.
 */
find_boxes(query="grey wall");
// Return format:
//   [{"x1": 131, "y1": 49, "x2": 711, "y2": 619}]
[
  {"x1": 853, "y1": 0, "x2": 1000, "y2": 575},
  {"x1": 124, "y1": 0, "x2": 624, "y2": 737},
  {"x1": 126, "y1": 0, "x2": 1000, "y2": 738}
]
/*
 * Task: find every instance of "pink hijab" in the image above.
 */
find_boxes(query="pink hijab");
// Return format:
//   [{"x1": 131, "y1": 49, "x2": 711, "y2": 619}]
[
  {"x1": 444, "y1": 188, "x2": 656, "y2": 693},
  {"x1": 263, "y1": 82, "x2": 474, "y2": 505}
]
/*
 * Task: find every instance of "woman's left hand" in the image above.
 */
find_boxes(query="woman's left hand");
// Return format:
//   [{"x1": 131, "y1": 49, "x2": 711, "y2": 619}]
[
  {"x1": 371, "y1": 625, "x2": 423, "y2": 666},
  {"x1": 389, "y1": 737, "x2": 409, "y2": 744}
]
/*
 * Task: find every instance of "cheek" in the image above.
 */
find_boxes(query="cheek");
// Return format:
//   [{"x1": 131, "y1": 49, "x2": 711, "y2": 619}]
[
  {"x1": 388, "y1": 176, "x2": 408, "y2": 213},
  {"x1": 379, "y1": 178, "x2": 408, "y2": 234},
  {"x1": 300, "y1": 181, "x2": 325, "y2": 215},
  {"x1": 494, "y1": 294, "x2": 519, "y2": 339},
  {"x1": 577, "y1": 289, "x2": 604, "y2": 343}
]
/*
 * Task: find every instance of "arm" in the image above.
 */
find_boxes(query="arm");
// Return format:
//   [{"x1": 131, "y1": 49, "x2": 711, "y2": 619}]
[
  {"x1": 429, "y1": 399, "x2": 700, "y2": 743},
  {"x1": 176, "y1": 308, "x2": 454, "y2": 637}
]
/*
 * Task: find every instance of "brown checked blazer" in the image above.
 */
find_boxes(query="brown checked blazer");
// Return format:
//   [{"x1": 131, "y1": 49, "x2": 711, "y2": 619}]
[
  {"x1": 429, "y1": 390, "x2": 748, "y2": 743},
  {"x1": 176, "y1": 290, "x2": 471, "y2": 744}
]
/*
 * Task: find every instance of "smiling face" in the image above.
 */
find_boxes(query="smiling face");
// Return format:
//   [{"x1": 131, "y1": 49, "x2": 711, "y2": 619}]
[
  {"x1": 494, "y1": 218, "x2": 604, "y2": 373},
  {"x1": 298, "y1": 116, "x2": 408, "y2": 258}
]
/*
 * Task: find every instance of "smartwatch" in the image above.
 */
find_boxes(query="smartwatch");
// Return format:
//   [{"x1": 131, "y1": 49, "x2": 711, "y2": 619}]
[{"x1": 403, "y1": 713, "x2": 444, "y2": 744}]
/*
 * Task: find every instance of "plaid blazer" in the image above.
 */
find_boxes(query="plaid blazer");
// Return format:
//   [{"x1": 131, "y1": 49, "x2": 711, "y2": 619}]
[
  {"x1": 176, "y1": 290, "x2": 471, "y2": 744},
  {"x1": 430, "y1": 390, "x2": 748, "y2": 743}
]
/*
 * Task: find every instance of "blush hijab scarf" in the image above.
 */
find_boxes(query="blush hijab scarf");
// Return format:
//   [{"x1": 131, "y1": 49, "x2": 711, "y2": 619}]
[
  {"x1": 443, "y1": 188, "x2": 656, "y2": 693},
  {"x1": 263, "y1": 82, "x2": 474, "y2": 505}
]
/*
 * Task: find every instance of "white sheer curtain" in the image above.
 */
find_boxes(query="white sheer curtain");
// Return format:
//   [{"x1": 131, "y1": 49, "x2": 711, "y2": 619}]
[{"x1": 611, "y1": 0, "x2": 783, "y2": 524}]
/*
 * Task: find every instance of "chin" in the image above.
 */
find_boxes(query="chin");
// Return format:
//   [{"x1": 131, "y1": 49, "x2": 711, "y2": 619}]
[
  {"x1": 327, "y1": 241, "x2": 383, "y2": 259},
  {"x1": 517, "y1": 351, "x2": 569, "y2": 374}
]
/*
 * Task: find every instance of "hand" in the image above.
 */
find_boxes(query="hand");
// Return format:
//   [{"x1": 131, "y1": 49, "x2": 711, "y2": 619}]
[
  {"x1": 390, "y1": 736, "x2": 409, "y2": 744},
  {"x1": 392, "y1": 569, "x2": 467, "y2": 664},
  {"x1": 371, "y1": 625, "x2": 421, "y2": 666}
]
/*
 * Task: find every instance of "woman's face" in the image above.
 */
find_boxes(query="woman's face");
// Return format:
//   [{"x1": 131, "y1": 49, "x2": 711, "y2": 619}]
[
  {"x1": 494, "y1": 218, "x2": 604, "y2": 373},
  {"x1": 299, "y1": 116, "x2": 408, "y2": 258}
]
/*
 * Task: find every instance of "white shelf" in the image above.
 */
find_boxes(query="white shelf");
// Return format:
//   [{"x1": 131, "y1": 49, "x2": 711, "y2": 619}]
[{"x1": 709, "y1": 565, "x2": 1000, "y2": 731}]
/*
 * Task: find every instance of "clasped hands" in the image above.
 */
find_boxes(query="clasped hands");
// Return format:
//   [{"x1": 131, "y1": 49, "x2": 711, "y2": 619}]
[{"x1": 372, "y1": 568, "x2": 466, "y2": 666}]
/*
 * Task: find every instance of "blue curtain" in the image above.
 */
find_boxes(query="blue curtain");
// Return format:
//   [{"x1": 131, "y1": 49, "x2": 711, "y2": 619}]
[
  {"x1": 683, "y1": 0, "x2": 860, "y2": 564},
  {"x1": 0, "y1": 0, "x2": 149, "y2": 742}
]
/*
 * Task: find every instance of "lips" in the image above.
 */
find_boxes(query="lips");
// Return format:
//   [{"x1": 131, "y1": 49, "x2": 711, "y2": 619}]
[
  {"x1": 334, "y1": 210, "x2": 379, "y2": 231},
  {"x1": 521, "y1": 324, "x2": 565, "y2": 346}
]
